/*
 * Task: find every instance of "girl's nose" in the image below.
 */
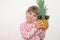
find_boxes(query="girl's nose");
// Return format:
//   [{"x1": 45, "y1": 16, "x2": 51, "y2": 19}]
[
  {"x1": 31, "y1": 14, "x2": 34, "y2": 17},
  {"x1": 30, "y1": 15, "x2": 33, "y2": 19},
  {"x1": 30, "y1": 15, "x2": 32, "y2": 18}
]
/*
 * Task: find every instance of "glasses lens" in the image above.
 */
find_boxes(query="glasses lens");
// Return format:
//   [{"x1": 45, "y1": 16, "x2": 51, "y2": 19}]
[
  {"x1": 38, "y1": 16, "x2": 42, "y2": 19},
  {"x1": 45, "y1": 16, "x2": 49, "y2": 20}
]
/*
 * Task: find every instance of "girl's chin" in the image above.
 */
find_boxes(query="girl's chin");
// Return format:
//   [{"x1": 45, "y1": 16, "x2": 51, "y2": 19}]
[
  {"x1": 27, "y1": 20, "x2": 35, "y2": 23},
  {"x1": 26, "y1": 21, "x2": 32, "y2": 23}
]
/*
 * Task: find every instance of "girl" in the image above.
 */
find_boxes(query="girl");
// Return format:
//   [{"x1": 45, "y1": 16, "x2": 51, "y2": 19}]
[{"x1": 20, "y1": 6, "x2": 48, "y2": 40}]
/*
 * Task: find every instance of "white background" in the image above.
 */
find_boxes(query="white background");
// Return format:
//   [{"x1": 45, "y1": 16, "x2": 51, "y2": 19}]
[{"x1": 0, "y1": 0, "x2": 60, "y2": 40}]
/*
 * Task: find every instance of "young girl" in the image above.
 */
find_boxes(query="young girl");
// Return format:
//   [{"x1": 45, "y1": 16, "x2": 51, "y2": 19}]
[{"x1": 20, "y1": 6, "x2": 48, "y2": 40}]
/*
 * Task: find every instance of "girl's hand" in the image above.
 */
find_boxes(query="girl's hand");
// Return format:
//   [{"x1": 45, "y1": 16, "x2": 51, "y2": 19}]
[
  {"x1": 35, "y1": 20, "x2": 43, "y2": 29},
  {"x1": 35, "y1": 20, "x2": 48, "y2": 30}
]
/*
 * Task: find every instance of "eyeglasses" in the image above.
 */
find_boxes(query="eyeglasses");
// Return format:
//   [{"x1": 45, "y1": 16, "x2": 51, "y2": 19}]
[{"x1": 38, "y1": 15, "x2": 49, "y2": 20}]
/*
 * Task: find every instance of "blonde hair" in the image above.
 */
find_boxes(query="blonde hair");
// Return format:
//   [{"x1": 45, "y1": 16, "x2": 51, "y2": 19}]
[{"x1": 26, "y1": 6, "x2": 39, "y2": 15}]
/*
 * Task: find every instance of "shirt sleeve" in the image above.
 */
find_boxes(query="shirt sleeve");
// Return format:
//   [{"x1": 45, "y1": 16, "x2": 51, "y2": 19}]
[
  {"x1": 20, "y1": 23, "x2": 37, "y2": 39},
  {"x1": 38, "y1": 29, "x2": 45, "y2": 39}
]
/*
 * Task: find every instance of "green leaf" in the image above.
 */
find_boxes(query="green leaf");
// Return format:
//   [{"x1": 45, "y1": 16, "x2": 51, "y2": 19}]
[{"x1": 37, "y1": 0, "x2": 47, "y2": 15}]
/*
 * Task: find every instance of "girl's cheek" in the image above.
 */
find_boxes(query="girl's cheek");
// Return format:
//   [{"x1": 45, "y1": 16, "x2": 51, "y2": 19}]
[{"x1": 26, "y1": 14, "x2": 30, "y2": 18}]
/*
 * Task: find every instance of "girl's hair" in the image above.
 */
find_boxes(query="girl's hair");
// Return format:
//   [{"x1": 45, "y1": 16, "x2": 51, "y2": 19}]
[{"x1": 26, "y1": 6, "x2": 39, "y2": 15}]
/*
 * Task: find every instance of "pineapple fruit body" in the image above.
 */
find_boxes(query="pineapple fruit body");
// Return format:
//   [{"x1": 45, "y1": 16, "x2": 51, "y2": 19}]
[{"x1": 38, "y1": 15, "x2": 49, "y2": 30}]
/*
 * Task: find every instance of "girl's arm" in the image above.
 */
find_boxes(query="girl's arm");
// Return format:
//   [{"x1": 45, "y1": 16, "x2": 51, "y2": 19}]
[
  {"x1": 37, "y1": 29, "x2": 45, "y2": 40},
  {"x1": 20, "y1": 24, "x2": 37, "y2": 39},
  {"x1": 40, "y1": 30, "x2": 45, "y2": 39}
]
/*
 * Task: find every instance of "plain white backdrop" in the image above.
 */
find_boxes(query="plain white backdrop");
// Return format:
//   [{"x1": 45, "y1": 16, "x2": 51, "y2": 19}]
[{"x1": 0, "y1": 0, "x2": 60, "y2": 40}]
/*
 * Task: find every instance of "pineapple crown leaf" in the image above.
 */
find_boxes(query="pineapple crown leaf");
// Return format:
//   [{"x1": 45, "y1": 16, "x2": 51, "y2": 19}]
[{"x1": 37, "y1": 0, "x2": 47, "y2": 16}]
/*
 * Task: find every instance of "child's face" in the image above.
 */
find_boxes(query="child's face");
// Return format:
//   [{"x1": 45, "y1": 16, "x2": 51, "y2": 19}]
[{"x1": 26, "y1": 11, "x2": 37, "y2": 23}]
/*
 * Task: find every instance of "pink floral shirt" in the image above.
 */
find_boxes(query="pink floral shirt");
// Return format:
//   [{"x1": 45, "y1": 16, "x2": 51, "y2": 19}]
[{"x1": 20, "y1": 22, "x2": 45, "y2": 40}]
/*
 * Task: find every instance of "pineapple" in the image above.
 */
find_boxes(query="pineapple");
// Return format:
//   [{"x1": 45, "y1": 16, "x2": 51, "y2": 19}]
[{"x1": 37, "y1": 0, "x2": 49, "y2": 30}]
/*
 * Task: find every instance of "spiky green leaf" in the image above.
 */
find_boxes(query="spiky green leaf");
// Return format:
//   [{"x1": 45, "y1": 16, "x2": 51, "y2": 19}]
[{"x1": 37, "y1": 0, "x2": 47, "y2": 16}]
